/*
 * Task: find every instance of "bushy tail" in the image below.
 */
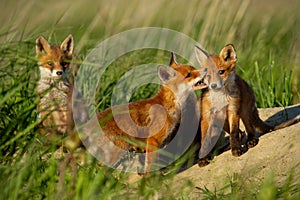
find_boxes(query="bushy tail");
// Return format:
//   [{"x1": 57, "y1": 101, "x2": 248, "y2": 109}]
[
  {"x1": 273, "y1": 114, "x2": 300, "y2": 131},
  {"x1": 254, "y1": 117, "x2": 273, "y2": 133},
  {"x1": 253, "y1": 108, "x2": 300, "y2": 134}
]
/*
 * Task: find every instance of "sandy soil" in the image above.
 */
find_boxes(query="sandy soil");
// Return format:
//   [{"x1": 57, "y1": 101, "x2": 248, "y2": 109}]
[
  {"x1": 170, "y1": 104, "x2": 300, "y2": 197},
  {"x1": 124, "y1": 104, "x2": 300, "y2": 198}
]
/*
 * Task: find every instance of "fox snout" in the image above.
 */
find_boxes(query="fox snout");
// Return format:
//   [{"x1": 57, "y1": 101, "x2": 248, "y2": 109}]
[
  {"x1": 202, "y1": 71, "x2": 223, "y2": 90},
  {"x1": 210, "y1": 83, "x2": 218, "y2": 89},
  {"x1": 52, "y1": 68, "x2": 65, "y2": 77},
  {"x1": 56, "y1": 71, "x2": 63, "y2": 76},
  {"x1": 207, "y1": 79, "x2": 223, "y2": 90},
  {"x1": 39, "y1": 66, "x2": 66, "y2": 80}
]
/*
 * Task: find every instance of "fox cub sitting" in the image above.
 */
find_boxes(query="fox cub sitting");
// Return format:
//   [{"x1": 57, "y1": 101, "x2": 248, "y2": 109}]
[
  {"x1": 36, "y1": 35, "x2": 88, "y2": 143},
  {"x1": 195, "y1": 44, "x2": 300, "y2": 162}
]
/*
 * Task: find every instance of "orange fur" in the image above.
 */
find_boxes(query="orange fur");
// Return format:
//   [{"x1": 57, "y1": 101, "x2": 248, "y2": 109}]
[
  {"x1": 195, "y1": 44, "x2": 300, "y2": 161},
  {"x1": 83, "y1": 53, "x2": 207, "y2": 173}
]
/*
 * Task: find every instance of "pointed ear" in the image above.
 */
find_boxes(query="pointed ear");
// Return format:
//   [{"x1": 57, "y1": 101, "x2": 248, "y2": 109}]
[
  {"x1": 60, "y1": 34, "x2": 74, "y2": 58},
  {"x1": 36, "y1": 36, "x2": 51, "y2": 56},
  {"x1": 169, "y1": 52, "x2": 178, "y2": 67},
  {"x1": 219, "y1": 44, "x2": 237, "y2": 62},
  {"x1": 195, "y1": 45, "x2": 209, "y2": 66},
  {"x1": 158, "y1": 65, "x2": 177, "y2": 83}
]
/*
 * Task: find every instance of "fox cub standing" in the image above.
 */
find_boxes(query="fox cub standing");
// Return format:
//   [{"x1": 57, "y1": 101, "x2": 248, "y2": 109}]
[
  {"x1": 195, "y1": 44, "x2": 300, "y2": 161},
  {"x1": 36, "y1": 35, "x2": 88, "y2": 142},
  {"x1": 83, "y1": 53, "x2": 207, "y2": 173}
]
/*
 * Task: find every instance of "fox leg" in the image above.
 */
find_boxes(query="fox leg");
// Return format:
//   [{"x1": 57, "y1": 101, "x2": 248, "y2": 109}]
[
  {"x1": 200, "y1": 118, "x2": 210, "y2": 145},
  {"x1": 198, "y1": 117, "x2": 211, "y2": 167},
  {"x1": 144, "y1": 138, "x2": 159, "y2": 174},
  {"x1": 228, "y1": 112, "x2": 244, "y2": 156},
  {"x1": 224, "y1": 118, "x2": 247, "y2": 148},
  {"x1": 241, "y1": 116, "x2": 259, "y2": 148}
]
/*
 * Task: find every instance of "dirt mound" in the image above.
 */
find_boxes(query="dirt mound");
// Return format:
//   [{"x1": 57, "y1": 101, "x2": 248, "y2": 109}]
[{"x1": 172, "y1": 104, "x2": 300, "y2": 196}]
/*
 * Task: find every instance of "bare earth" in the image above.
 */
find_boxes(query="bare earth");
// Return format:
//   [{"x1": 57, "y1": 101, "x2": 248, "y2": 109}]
[{"x1": 170, "y1": 104, "x2": 300, "y2": 197}]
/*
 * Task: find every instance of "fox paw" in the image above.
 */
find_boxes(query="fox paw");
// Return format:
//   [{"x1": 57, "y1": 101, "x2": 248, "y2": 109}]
[
  {"x1": 198, "y1": 158, "x2": 210, "y2": 167},
  {"x1": 247, "y1": 138, "x2": 259, "y2": 148},
  {"x1": 231, "y1": 146, "x2": 247, "y2": 157}
]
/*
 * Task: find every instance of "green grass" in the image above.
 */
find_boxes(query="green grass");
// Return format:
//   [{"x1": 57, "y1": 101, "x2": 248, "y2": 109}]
[{"x1": 0, "y1": 0, "x2": 300, "y2": 199}]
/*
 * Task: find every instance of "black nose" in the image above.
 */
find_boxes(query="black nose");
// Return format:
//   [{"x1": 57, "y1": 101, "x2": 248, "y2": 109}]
[
  {"x1": 56, "y1": 71, "x2": 63, "y2": 75},
  {"x1": 211, "y1": 83, "x2": 217, "y2": 89}
]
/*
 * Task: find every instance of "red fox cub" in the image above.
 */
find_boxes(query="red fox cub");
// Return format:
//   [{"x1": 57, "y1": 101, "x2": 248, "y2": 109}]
[
  {"x1": 83, "y1": 53, "x2": 207, "y2": 173},
  {"x1": 195, "y1": 44, "x2": 300, "y2": 160},
  {"x1": 36, "y1": 34, "x2": 88, "y2": 143}
]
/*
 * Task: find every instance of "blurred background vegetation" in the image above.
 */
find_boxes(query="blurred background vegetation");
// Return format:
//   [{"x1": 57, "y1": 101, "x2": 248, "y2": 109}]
[{"x1": 0, "y1": 0, "x2": 299, "y2": 199}]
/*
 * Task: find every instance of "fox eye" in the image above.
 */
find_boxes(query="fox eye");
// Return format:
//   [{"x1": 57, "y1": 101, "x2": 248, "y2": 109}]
[
  {"x1": 218, "y1": 70, "x2": 225, "y2": 75},
  {"x1": 47, "y1": 61, "x2": 54, "y2": 66},
  {"x1": 185, "y1": 72, "x2": 192, "y2": 78}
]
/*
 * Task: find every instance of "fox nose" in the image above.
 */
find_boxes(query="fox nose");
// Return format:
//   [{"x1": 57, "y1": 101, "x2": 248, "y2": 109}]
[
  {"x1": 211, "y1": 83, "x2": 217, "y2": 89},
  {"x1": 56, "y1": 71, "x2": 63, "y2": 76}
]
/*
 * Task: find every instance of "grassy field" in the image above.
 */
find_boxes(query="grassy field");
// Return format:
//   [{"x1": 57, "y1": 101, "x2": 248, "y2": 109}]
[{"x1": 0, "y1": 0, "x2": 300, "y2": 199}]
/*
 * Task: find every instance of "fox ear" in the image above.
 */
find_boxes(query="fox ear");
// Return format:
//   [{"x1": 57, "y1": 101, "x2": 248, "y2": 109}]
[
  {"x1": 36, "y1": 36, "x2": 51, "y2": 56},
  {"x1": 60, "y1": 34, "x2": 74, "y2": 58},
  {"x1": 219, "y1": 44, "x2": 237, "y2": 63},
  {"x1": 195, "y1": 45, "x2": 209, "y2": 66},
  {"x1": 169, "y1": 52, "x2": 178, "y2": 67},
  {"x1": 158, "y1": 65, "x2": 177, "y2": 83}
]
